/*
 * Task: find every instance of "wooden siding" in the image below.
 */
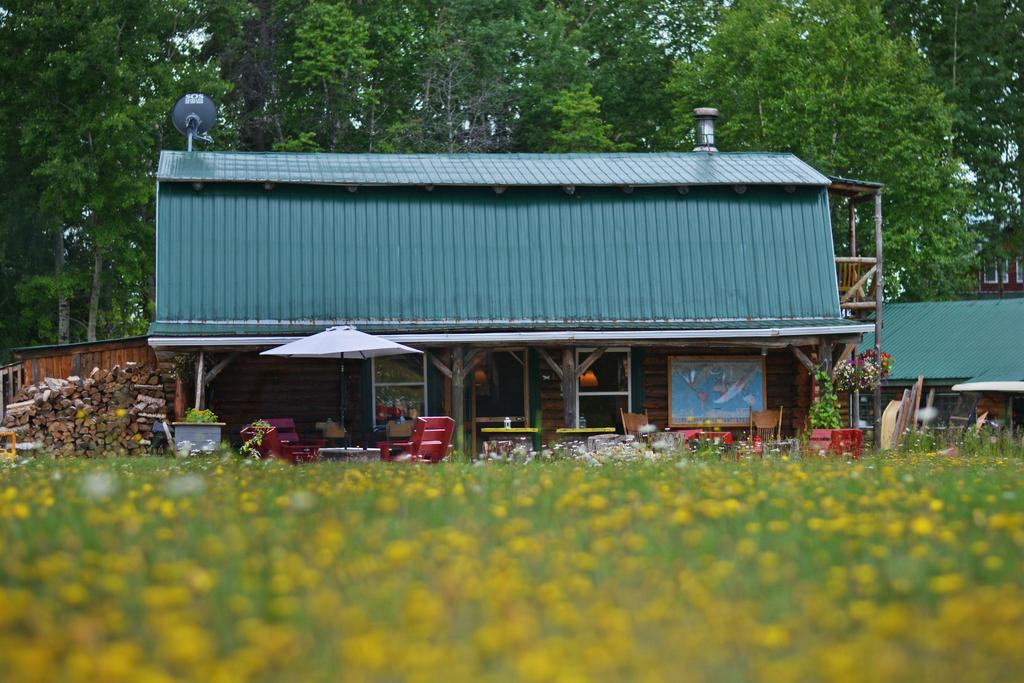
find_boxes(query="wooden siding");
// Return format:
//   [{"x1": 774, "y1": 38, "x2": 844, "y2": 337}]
[
  {"x1": 540, "y1": 365, "x2": 563, "y2": 445},
  {"x1": 0, "y1": 362, "x2": 27, "y2": 416},
  {"x1": 16, "y1": 338, "x2": 156, "y2": 384},
  {"x1": 642, "y1": 347, "x2": 810, "y2": 437},
  {"x1": 535, "y1": 346, "x2": 812, "y2": 443},
  {"x1": 207, "y1": 354, "x2": 362, "y2": 445}
]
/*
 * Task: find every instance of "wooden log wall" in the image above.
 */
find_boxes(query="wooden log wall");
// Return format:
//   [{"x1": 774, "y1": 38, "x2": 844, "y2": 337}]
[
  {"x1": 642, "y1": 347, "x2": 809, "y2": 437},
  {"x1": 16, "y1": 337, "x2": 156, "y2": 385},
  {"x1": 206, "y1": 353, "x2": 359, "y2": 445},
  {"x1": 539, "y1": 360, "x2": 564, "y2": 445},
  {"x1": 535, "y1": 345, "x2": 813, "y2": 443}
]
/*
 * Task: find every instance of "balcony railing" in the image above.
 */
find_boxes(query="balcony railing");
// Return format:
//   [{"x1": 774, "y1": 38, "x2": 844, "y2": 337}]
[{"x1": 835, "y1": 256, "x2": 877, "y2": 314}]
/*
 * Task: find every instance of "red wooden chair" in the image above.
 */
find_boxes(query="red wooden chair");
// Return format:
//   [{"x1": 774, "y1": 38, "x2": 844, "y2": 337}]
[
  {"x1": 808, "y1": 429, "x2": 833, "y2": 456},
  {"x1": 379, "y1": 417, "x2": 455, "y2": 464},
  {"x1": 829, "y1": 429, "x2": 863, "y2": 460},
  {"x1": 698, "y1": 431, "x2": 734, "y2": 445},
  {"x1": 808, "y1": 429, "x2": 863, "y2": 460},
  {"x1": 240, "y1": 424, "x2": 321, "y2": 464},
  {"x1": 266, "y1": 418, "x2": 326, "y2": 448}
]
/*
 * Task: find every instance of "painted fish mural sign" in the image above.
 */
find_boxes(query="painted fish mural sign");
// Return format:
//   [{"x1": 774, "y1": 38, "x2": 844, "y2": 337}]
[{"x1": 668, "y1": 356, "x2": 766, "y2": 427}]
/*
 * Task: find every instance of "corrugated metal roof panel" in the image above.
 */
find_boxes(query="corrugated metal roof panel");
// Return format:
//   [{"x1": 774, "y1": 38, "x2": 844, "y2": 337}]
[
  {"x1": 860, "y1": 299, "x2": 1024, "y2": 382},
  {"x1": 157, "y1": 151, "x2": 830, "y2": 188},
  {"x1": 155, "y1": 184, "x2": 841, "y2": 332}
]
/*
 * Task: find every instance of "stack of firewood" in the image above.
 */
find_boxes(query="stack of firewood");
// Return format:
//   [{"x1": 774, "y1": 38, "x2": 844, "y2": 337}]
[{"x1": 0, "y1": 364, "x2": 166, "y2": 455}]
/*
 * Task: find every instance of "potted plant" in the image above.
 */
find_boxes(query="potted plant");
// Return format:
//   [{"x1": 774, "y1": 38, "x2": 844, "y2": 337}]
[
  {"x1": 172, "y1": 408, "x2": 226, "y2": 454},
  {"x1": 807, "y1": 370, "x2": 863, "y2": 458},
  {"x1": 809, "y1": 370, "x2": 842, "y2": 430},
  {"x1": 833, "y1": 350, "x2": 892, "y2": 393},
  {"x1": 240, "y1": 419, "x2": 274, "y2": 459}
]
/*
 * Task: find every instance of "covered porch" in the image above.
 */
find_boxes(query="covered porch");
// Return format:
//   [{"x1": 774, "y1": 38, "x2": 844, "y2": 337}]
[{"x1": 152, "y1": 321, "x2": 869, "y2": 455}]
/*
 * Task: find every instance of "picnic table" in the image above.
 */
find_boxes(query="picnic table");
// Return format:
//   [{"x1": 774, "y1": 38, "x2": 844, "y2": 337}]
[{"x1": 555, "y1": 427, "x2": 617, "y2": 435}]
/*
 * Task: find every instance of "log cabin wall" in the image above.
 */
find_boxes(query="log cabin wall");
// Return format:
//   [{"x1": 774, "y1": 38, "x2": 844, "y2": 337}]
[
  {"x1": 539, "y1": 360, "x2": 564, "y2": 445},
  {"x1": 642, "y1": 347, "x2": 809, "y2": 437},
  {"x1": 16, "y1": 337, "x2": 156, "y2": 384},
  {"x1": 533, "y1": 345, "x2": 812, "y2": 444},
  {"x1": 207, "y1": 353, "x2": 358, "y2": 444}
]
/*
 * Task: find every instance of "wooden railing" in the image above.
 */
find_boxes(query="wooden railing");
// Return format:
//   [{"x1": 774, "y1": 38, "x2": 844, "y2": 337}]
[
  {"x1": 835, "y1": 256, "x2": 877, "y2": 313},
  {"x1": 1, "y1": 362, "x2": 26, "y2": 417}
]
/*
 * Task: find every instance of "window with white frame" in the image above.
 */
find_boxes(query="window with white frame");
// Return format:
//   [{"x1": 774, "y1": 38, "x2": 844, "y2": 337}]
[
  {"x1": 1017, "y1": 257, "x2": 1022, "y2": 284},
  {"x1": 373, "y1": 356, "x2": 426, "y2": 425},
  {"x1": 983, "y1": 260, "x2": 1009, "y2": 284},
  {"x1": 576, "y1": 349, "x2": 630, "y2": 428}
]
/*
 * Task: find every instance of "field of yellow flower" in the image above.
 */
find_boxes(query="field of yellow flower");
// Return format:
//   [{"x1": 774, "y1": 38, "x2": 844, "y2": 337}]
[{"x1": 2, "y1": 453, "x2": 1023, "y2": 682}]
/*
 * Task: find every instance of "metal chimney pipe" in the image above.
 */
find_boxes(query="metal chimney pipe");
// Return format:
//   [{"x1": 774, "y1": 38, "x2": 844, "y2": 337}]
[{"x1": 693, "y1": 107, "x2": 719, "y2": 152}]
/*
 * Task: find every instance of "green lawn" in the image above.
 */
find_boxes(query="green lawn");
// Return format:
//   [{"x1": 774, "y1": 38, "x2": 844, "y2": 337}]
[{"x1": 1, "y1": 452, "x2": 1023, "y2": 682}]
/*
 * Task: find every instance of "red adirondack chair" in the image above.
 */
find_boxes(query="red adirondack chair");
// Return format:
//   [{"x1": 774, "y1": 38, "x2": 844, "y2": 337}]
[
  {"x1": 379, "y1": 417, "x2": 455, "y2": 464},
  {"x1": 240, "y1": 424, "x2": 321, "y2": 464},
  {"x1": 265, "y1": 418, "x2": 326, "y2": 448}
]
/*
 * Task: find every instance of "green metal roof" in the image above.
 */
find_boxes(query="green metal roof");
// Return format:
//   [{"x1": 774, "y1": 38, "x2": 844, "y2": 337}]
[
  {"x1": 158, "y1": 151, "x2": 830, "y2": 188},
  {"x1": 13, "y1": 335, "x2": 149, "y2": 356},
  {"x1": 827, "y1": 175, "x2": 884, "y2": 189},
  {"x1": 154, "y1": 181, "x2": 843, "y2": 335},
  {"x1": 860, "y1": 299, "x2": 1024, "y2": 383},
  {"x1": 149, "y1": 319, "x2": 864, "y2": 337}
]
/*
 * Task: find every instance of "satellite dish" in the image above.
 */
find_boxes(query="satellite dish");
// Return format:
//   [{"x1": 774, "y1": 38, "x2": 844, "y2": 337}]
[{"x1": 171, "y1": 93, "x2": 217, "y2": 151}]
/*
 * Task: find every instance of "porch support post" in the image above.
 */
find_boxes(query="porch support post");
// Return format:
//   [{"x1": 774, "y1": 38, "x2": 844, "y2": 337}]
[
  {"x1": 561, "y1": 348, "x2": 577, "y2": 427},
  {"x1": 849, "y1": 197, "x2": 856, "y2": 257},
  {"x1": 817, "y1": 339, "x2": 833, "y2": 377},
  {"x1": 873, "y1": 190, "x2": 884, "y2": 449},
  {"x1": 788, "y1": 344, "x2": 816, "y2": 373},
  {"x1": 452, "y1": 346, "x2": 466, "y2": 454},
  {"x1": 575, "y1": 347, "x2": 607, "y2": 379},
  {"x1": 536, "y1": 348, "x2": 563, "y2": 379},
  {"x1": 203, "y1": 352, "x2": 239, "y2": 387},
  {"x1": 426, "y1": 351, "x2": 453, "y2": 379},
  {"x1": 194, "y1": 351, "x2": 205, "y2": 410},
  {"x1": 833, "y1": 342, "x2": 858, "y2": 429}
]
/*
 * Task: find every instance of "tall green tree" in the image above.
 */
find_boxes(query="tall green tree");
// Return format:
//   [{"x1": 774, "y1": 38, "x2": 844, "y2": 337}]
[
  {"x1": 516, "y1": 0, "x2": 720, "y2": 151},
  {"x1": 883, "y1": 0, "x2": 1024, "y2": 283},
  {"x1": 284, "y1": 1, "x2": 377, "y2": 151},
  {"x1": 384, "y1": 0, "x2": 527, "y2": 152},
  {"x1": 0, "y1": 0, "x2": 224, "y2": 351},
  {"x1": 668, "y1": 0, "x2": 975, "y2": 300},
  {"x1": 548, "y1": 84, "x2": 630, "y2": 152}
]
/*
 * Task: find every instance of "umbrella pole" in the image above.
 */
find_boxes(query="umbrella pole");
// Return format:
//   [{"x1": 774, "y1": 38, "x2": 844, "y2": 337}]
[{"x1": 339, "y1": 361, "x2": 346, "y2": 427}]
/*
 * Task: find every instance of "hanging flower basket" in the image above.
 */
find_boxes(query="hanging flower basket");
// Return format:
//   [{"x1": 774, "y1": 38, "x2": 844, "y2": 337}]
[{"x1": 833, "y1": 350, "x2": 892, "y2": 393}]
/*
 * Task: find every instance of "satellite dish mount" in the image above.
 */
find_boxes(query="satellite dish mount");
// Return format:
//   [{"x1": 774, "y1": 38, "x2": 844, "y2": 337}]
[{"x1": 171, "y1": 93, "x2": 217, "y2": 151}]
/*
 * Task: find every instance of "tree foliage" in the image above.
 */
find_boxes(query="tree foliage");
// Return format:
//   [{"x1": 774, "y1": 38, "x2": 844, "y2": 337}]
[
  {"x1": 549, "y1": 84, "x2": 630, "y2": 152},
  {"x1": 883, "y1": 0, "x2": 1024, "y2": 279},
  {"x1": 667, "y1": 0, "x2": 976, "y2": 300},
  {"x1": 0, "y1": 0, "x2": 1017, "y2": 357},
  {"x1": 0, "y1": 0, "x2": 224, "y2": 355}
]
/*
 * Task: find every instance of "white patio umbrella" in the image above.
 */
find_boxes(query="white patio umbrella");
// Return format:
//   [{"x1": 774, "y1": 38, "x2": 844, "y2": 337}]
[
  {"x1": 261, "y1": 326, "x2": 422, "y2": 435},
  {"x1": 260, "y1": 325, "x2": 422, "y2": 359}
]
